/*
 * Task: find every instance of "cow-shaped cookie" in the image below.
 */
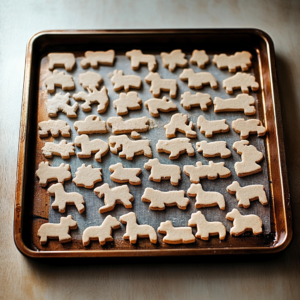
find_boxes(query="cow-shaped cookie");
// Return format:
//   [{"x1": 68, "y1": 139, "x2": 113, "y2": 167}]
[
  {"x1": 111, "y1": 70, "x2": 142, "y2": 92},
  {"x1": 41, "y1": 140, "x2": 75, "y2": 159},
  {"x1": 126, "y1": 49, "x2": 157, "y2": 71},
  {"x1": 160, "y1": 49, "x2": 188, "y2": 72},
  {"x1": 107, "y1": 116, "x2": 149, "y2": 134},
  {"x1": 80, "y1": 50, "x2": 115, "y2": 68},
  {"x1": 190, "y1": 50, "x2": 209, "y2": 69},
  {"x1": 144, "y1": 96, "x2": 177, "y2": 117},
  {"x1": 232, "y1": 118, "x2": 267, "y2": 139},
  {"x1": 180, "y1": 91, "x2": 212, "y2": 111},
  {"x1": 179, "y1": 69, "x2": 218, "y2": 89},
  {"x1": 38, "y1": 120, "x2": 71, "y2": 138},
  {"x1": 48, "y1": 53, "x2": 76, "y2": 71},
  {"x1": 45, "y1": 70, "x2": 75, "y2": 93},
  {"x1": 74, "y1": 115, "x2": 108, "y2": 134},
  {"x1": 113, "y1": 92, "x2": 142, "y2": 115},
  {"x1": 223, "y1": 72, "x2": 259, "y2": 94},
  {"x1": 109, "y1": 162, "x2": 142, "y2": 185},
  {"x1": 197, "y1": 115, "x2": 229, "y2": 137},
  {"x1": 196, "y1": 141, "x2": 231, "y2": 158}
]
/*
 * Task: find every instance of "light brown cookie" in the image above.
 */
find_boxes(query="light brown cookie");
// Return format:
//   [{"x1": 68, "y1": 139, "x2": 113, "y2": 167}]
[
  {"x1": 197, "y1": 115, "x2": 229, "y2": 137},
  {"x1": 120, "y1": 212, "x2": 157, "y2": 244},
  {"x1": 190, "y1": 50, "x2": 209, "y2": 69},
  {"x1": 141, "y1": 188, "x2": 189, "y2": 210},
  {"x1": 94, "y1": 184, "x2": 134, "y2": 213},
  {"x1": 196, "y1": 141, "x2": 231, "y2": 158},
  {"x1": 48, "y1": 53, "x2": 76, "y2": 71},
  {"x1": 38, "y1": 120, "x2": 71, "y2": 138},
  {"x1": 164, "y1": 113, "x2": 197, "y2": 138},
  {"x1": 232, "y1": 118, "x2": 267, "y2": 139},
  {"x1": 226, "y1": 209, "x2": 263, "y2": 236},
  {"x1": 45, "y1": 70, "x2": 75, "y2": 93},
  {"x1": 74, "y1": 115, "x2": 108, "y2": 134},
  {"x1": 113, "y1": 92, "x2": 142, "y2": 115},
  {"x1": 160, "y1": 49, "x2": 188, "y2": 72},
  {"x1": 130, "y1": 131, "x2": 141, "y2": 139},
  {"x1": 126, "y1": 49, "x2": 157, "y2": 71},
  {"x1": 107, "y1": 116, "x2": 149, "y2": 134},
  {"x1": 180, "y1": 91, "x2": 212, "y2": 111},
  {"x1": 111, "y1": 70, "x2": 142, "y2": 92},
  {"x1": 73, "y1": 164, "x2": 102, "y2": 189},
  {"x1": 109, "y1": 162, "x2": 142, "y2": 185},
  {"x1": 80, "y1": 50, "x2": 115, "y2": 69},
  {"x1": 144, "y1": 96, "x2": 177, "y2": 117},
  {"x1": 41, "y1": 140, "x2": 75, "y2": 159},
  {"x1": 78, "y1": 71, "x2": 103, "y2": 90},
  {"x1": 145, "y1": 72, "x2": 177, "y2": 98},
  {"x1": 179, "y1": 69, "x2": 218, "y2": 89},
  {"x1": 223, "y1": 72, "x2": 259, "y2": 94}
]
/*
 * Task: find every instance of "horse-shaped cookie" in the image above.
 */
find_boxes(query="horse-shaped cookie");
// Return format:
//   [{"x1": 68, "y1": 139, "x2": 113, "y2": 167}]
[
  {"x1": 48, "y1": 53, "x2": 76, "y2": 71},
  {"x1": 180, "y1": 91, "x2": 212, "y2": 111},
  {"x1": 196, "y1": 141, "x2": 231, "y2": 158},
  {"x1": 144, "y1": 96, "x2": 177, "y2": 117},
  {"x1": 179, "y1": 69, "x2": 218, "y2": 89},
  {"x1": 160, "y1": 49, "x2": 188, "y2": 71},
  {"x1": 73, "y1": 164, "x2": 102, "y2": 189},
  {"x1": 113, "y1": 92, "x2": 142, "y2": 115},
  {"x1": 45, "y1": 70, "x2": 75, "y2": 93},
  {"x1": 107, "y1": 116, "x2": 149, "y2": 134},
  {"x1": 197, "y1": 115, "x2": 229, "y2": 137},
  {"x1": 223, "y1": 72, "x2": 259, "y2": 94},
  {"x1": 38, "y1": 120, "x2": 71, "y2": 138},
  {"x1": 190, "y1": 50, "x2": 209, "y2": 69},
  {"x1": 126, "y1": 49, "x2": 157, "y2": 71},
  {"x1": 41, "y1": 140, "x2": 75, "y2": 159},
  {"x1": 109, "y1": 162, "x2": 142, "y2": 185},
  {"x1": 164, "y1": 113, "x2": 197, "y2": 138},
  {"x1": 80, "y1": 50, "x2": 115, "y2": 68},
  {"x1": 232, "y1": 118, "x2": 267, "y2": 139},
  {"x1": 111, "y1": 70, "x2": 142, "y2": 92},
  {"x1": 74, "y1": 115, "x2": 108, "y2": 134}
]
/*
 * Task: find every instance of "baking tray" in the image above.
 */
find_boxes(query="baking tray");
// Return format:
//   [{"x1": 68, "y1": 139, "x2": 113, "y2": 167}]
[{"x1": 14, "y1": 29, "x2": 292, "y2": 257}]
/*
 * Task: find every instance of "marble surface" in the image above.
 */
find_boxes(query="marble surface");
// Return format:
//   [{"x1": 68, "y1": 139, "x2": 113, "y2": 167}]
[{"x1": 1, "y1": 0, "x2": 300, "y2": 299}]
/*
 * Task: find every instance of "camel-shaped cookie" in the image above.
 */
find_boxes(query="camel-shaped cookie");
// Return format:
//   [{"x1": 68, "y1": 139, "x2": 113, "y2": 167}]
[
  {"x1": 179, "y1": 69, "x2": 218, "y2": 89},
  {"x1": 109, "y1": 135, "x2": 152, "y2": 160},
  {"x1": 145, "y1": 72, "x2": 177, "y2": 98},
  {"x1": 188, "y1": 211, "x2": 226, "y2": 240},
  {"x1": 38, "y1": 120, "x2": 71, "y2": 138},
  {"x1": 73, "y1": 86, "x2": 109, "y2": 113},
  {"x1": 187, "y1": 183, "x2": 225, "y2": 210},
  {"x1": 74, "y1": 115, "x2": 108, "y2": 134},
  {"x1": 226, "y1": 209, "x2": 263, "y2": 236},
  {"x1": 183, "y1": 161, "x2": 231, "y2": 184},
  {"x1": 158, "y1": 220, "x2": 195, "y2": 244},
  {"x1": 160, "y1": 49, "x2": 188, "y2": 71},
  {"x1": 180, "y1": 91, "x2": 212, "y2": 111},
  {"x1": 212, "y1": 51, "x2": 252, "y2": 72},
  {"x1": 107, "y1": 116, "x2": 149, "y2": 134},
  {"x1": 227, "y1": 181, "x2": 268, "y2": 208},
  {"x1": 37, "y1": 215, "x2": 77, "y2": 245},
  {"x1": 197, "y1": 115, "x2": 229, "y2": 137},
  {"x1": 109, "y1": 162, "x2": 142, "y2": 185},
  {"x1": 164, "y1": 113, "x2": 197, "y2": 138},
  {"x1": 74, "y1": 134, "x2": 109, "y2": 162},
  {"x1": 111, "y1": 70, "x2": 142, "y2": 92},
  {"x1": 36, "y1": 162, "x2": 71, "y2": 187},
  {"x1": 48, "y1": 53, "x2": 76, "y2": 71},
  {"x1": 82, "y1": 215, "x2": 121, "y2": 246},
  {"x1": 141, "y1": 188, "x2": 189, "y2": 210},
  {"x1": 45, "y1": 70, "x2": 75, "y2": 93},
  {"x1": 213, "y1": 94, "x2": 256, "y2": 115},
  {"x1": 41, "y1": 140, "x2": 75, "y2": 159},
  {"x1": 144, "y1": 96, "x2": 177, "y2": 117},
  {"x1": 46, "y1": 92, "x2": 79, "y2": 118},
  {"x1": 233, "y1": 140, "x2": 263, "y2": 177},
  {"x1": 156, "y1": 138, "x2": 195, "y2": 160},
  {"x1": 80, "y1": 50, "x2": 115, "y2": 68},
  {"x1": 94, "y1": 183, "x2": 134, "y2": 213},
  {"x1": 48, "y1": 183, "x2": 85, "y2": 214},
  {"x1": 232, "y1": 118, "x2": 267, "y2": 139},
  {"x1": 120, "y1": 212, "x2": 157, "y2": 244},
  {"x1": 73, "y1": 164, "x2": 102, "y2": 189},
  {"x1": 78, "y1": 71, "x2": 103, "y2": 90},
  {"x1": 223, "y1": 72, "x2": 259, "y2": 94},
  {"x1": 126, "y1": 49, "x2": 157, "y2": 71},
  {"x1": 113, "y1": 92, "x2": 142, "y2": 115},
  {"x1": 190, "y1": 50, "x2": 209, "y2": 69},
  {"x1": 144, "y1": 158, "x2": 181, "y2": 186},
  {"x1": 196, "y1": 141, "x2": 231, "y2": 158}
]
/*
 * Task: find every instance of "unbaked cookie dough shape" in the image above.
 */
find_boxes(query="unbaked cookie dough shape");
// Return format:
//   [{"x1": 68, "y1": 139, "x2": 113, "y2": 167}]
[
  {"x1": 164, "y1": 113, "x2": 197, "y2": 138},
  {"x1": 113, "y1": 92, "x2": 142, "y2": 115},
  {"x1": 42, "y1": 140, "x2": 75, "y2": 159},
  {"x1": 126, "y1": 49, "x2": 157, "y2": 72},
  {"x1": 197, "y1": 115, "x2": 229, "y2": 137},
  {"x1": 73, "y1": 164, "x2": 102, "y2": 189},
  {"x1": 45, "y1": 70, "x2": 75, "y2": 93},
  {"x1": 48, "y1": 53, "x2": 76, "y2": 71},
  {"x1": 160, "y1": 49, "x2": 188, "y2": 72},
  {"x1": 109, "y1": 162, "x2": 142, "y2": 185},
  {"x1": 38, "y1": 120, "x2": 71, "y2": 138},
  {"x1": 107, "y1": 116, "x2": 149, "y2": 134},
  {"x1": 190, "y1": 50, "x2": 210, "y2": 69},
  {"x1": 80, "y1": 50, "x2": 115, "y2": 69},
  {"x1": 78, "y1": 71, "x2": 103, "y2": 90},
  {"x1": 196, "y1": 141, "x2": 231, "y2": 158},
  {"x1": 144, "y1": 96, "x2": 177, "y2": 117},
  {"x1": 180, "y1": 91, "x2": 212, "y2": 111},
  {"x1": 111, "y1": 70, "x2": 142, "y2": 92},
  {"x1": 232, "y1": 118, "x2": 266, "y2": 139},
  {"x1": 74, "y1": 115, "x2": 108, "y2": 134},
  {"x1": 179, "y1": 69, "x2": 218, "y2": 89},
  {"x1": 223, "y1": 72, "x2": 259, "y2": 94}
]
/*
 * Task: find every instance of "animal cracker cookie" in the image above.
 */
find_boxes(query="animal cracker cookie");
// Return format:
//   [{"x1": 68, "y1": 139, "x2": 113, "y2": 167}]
[
  {"x1": 80, "y1": 50, "x2": 115, "y2": 68},
  {"x1": 190, "y1": 50, "x2": 209, "y2": 69},
  {"x1": 36, "y1": 162, "x2": 71, "y2": 187},
  {"x1": 145, "y1": 72, "x2": 177, "y2": 98},
  {"x1": 74, "y1": 134, "x2": 109, "y2": 162},
  {"x1": 46, "y1": 92, "x2": 79, "y2": 118},
  {"x1": 180, "y1": 91, "x2": 212, "y2": 111},
  {"x1": 164, "y1": 113, "x2": 197, "y2": 138},
  {"x1": 144, "y1": 158, "x2": 181, "y2": 186},
  {"x1": 73, "y1": 164, "x2": 102, "y2": 189},
  {"x1": 213, "y1": 94, "x2": 256, "y2": 115},
  {"x1": 37, "y1": 215, "x2": 77, "y2": 245},
  {"x1": 111, "y1": 70, "x2": 142, "y2": 92},
  {"x1": 144, "y1": 96, "x2": 177, "y2": 117},
  {"x1": 179, "y1": 69, "x2": 218, "y2": 90},
  {"x1": 183, "y1": 161, "x2": 231, "y2": 184},
  {"x1": 38, "y1": 120, "x2": 71, "y2": 138},
  {"x1": 41, "y1": 140, "x2": 75, "y2": 159},
  {"x1": 107, "y1": 116, "x2": 149, "y2": 134},
  {"x1": 187, "y1": 183, "x2": 225, "y2": 210},
  {"x1": 223, "y1": 72, "x2": 259, "y2": 94},
  {"x1": 113, "y1": 92, "x2": 142, "y2": 115},
  {"x1": 109, "y1": 135, "x2": 152, "y2": 160},
  {"x1": 197, "y1": 115, "x2": 229, "y2": 137},
  {"x1": 48, "y1": 53, "x2": 76, "y2": 71},
  {"x1": 227, "y1": 181, "x2": 268, "y2": 208},
  {"x1": 196, "y1": 141, "x2": 231, "y2": 158},
  {"x1": 120, "y1": 212, "x2": 157, "y2": 244},
  {"x1": 160, "y1": 49, "x2": 188, "y2": 72},
  {"x1": 48, "y1": 183, "x2": 85, "y2": 214},
  {"x1": 74, "y1": 115, "x2": 108, "y2": 134},
  {"x1": 94, "y1": 183, "x2": 134, "y2": 213},
  {"x1": 156, "y1": 138, "x2": 195, "y2": 160},
  {"x1": 232, "y1": 118, "x2": 267, "y2": 139},
  {"x1": 78, "y1": 71, "x2": 103, "y2": 90},
  {"x1": 212, "y1": 51, "x2": 252, "y2": 72},
  {"x1": 82, "y1": 215, "x2": 121, "y2": 246},
  {"x1": 45, "y1": 70, "x2": 75, "y2": 93},
  {"x1": 126, "y1": 49, "x2": 157, "y2": 72},
  {"x1": 233, "y1": 140, "x2": 263, "y2": 177},
  {"x1": 109, "y1": 162, "x2": 142, "y2": 185},
  {"x1": 188, "y1": 211, "x2": 226, "y2": 241},
  {"x1": 131, "y1": 131, "x2": 141, "y2": 139},
  {"x1": 226, "y1": 209, "x2": 263, "y2": 236},
  {"x1": 141, "y1": 188, "x2": 189, "y2": 210},
  {"x1": 158, "y1": 221, "x2": 195, "y2": 244},
  {"x1": 73, "y1": 86, "x2": 109, "y2": 113}
]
